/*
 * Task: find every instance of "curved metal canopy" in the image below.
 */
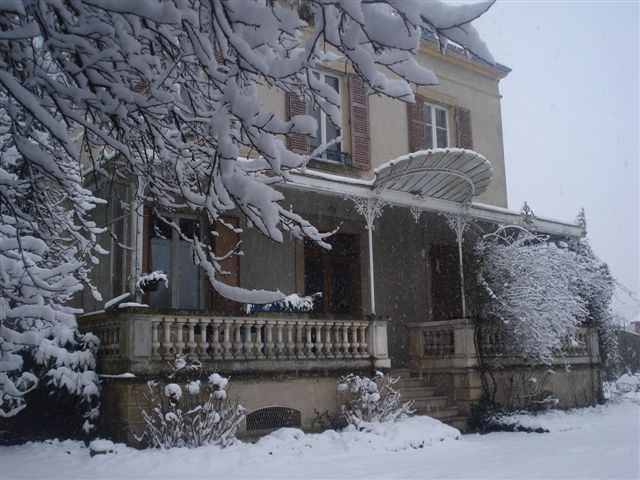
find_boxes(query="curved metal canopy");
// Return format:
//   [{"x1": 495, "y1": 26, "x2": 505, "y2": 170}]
[{"x1": 373, "y1": 148, "x2": 493, "y2": 204}]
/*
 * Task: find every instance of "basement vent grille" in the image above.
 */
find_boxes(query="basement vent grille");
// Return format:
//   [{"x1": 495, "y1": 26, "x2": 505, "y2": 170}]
[{"x1": 246, "y1": 407, "x2": 301, "y2": 431}]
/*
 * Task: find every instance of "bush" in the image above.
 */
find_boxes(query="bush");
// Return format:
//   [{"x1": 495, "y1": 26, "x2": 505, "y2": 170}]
[
  {"x1": 136, "y1": 355, "x2": 245, "y2": 449},
  {"x1": 337, "y1": 372, "x2": 413, "y2": 429}
]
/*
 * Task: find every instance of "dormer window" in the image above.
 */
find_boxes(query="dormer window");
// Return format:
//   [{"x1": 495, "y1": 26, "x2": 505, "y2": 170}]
[
  {"x1": 308, "y1": 71, "x2": 343, "y2": 163},
  {"x1": 424, "y1": 103, "x2": 449, "y2": 149}
]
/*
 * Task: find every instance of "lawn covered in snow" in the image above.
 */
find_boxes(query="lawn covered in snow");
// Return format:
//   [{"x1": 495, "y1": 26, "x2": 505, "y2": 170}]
[{"x1": 2, "y1": 399, "x2": 638, "y2": 480}]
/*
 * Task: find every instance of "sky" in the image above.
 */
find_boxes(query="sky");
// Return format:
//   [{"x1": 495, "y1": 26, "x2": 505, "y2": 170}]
[{"x1": 471, "y1": 0, "x2": 640, "y2": 323}]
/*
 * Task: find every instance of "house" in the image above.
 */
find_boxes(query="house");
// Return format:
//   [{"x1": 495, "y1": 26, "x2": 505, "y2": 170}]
[{"x1": 78, "y1": 31, "x2": 601, "y2": 443}]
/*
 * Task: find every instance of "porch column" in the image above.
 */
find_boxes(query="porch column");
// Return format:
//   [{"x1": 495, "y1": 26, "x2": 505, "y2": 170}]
[
  {"x1": 442, "y1": 211, "x2": 471, "y2": 318},
  {"x1": 351, "y1": 196, "x2": 386, "y2": 315}
]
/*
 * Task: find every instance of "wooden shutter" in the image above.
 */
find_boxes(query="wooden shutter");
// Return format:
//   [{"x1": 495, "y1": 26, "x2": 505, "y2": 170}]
[
  {"x1": 211, "y1": 217, "x2": 240, "y2": 314},
  {"x1": 407, "y1": 94, "x2": 426, "y2": 152},
  {"x1": 455, "y1": 106, "x2": 473, "y2": 150},
  {"x1": 348, "y1": 73, "x2": 371, "y2": 170},
  {"x1": 286, "y1": 92, "x2": 309, "y2": 154}
]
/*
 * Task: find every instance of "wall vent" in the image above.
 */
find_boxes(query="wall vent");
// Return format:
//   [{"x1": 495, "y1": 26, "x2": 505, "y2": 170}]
[{"x1": 246, "y1": 407, "x2": 302, "y2": 431}]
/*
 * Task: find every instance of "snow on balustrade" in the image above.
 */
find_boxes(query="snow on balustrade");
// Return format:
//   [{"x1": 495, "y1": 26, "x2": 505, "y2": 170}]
[{"x1": 150, "y1": 316, "x2": 370, "y2": 361}]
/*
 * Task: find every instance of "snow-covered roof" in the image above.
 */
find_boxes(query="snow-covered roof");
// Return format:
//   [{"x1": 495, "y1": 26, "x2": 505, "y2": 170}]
[{"x1": 374, "y1": 149, "x2": 492, "y2": 203}]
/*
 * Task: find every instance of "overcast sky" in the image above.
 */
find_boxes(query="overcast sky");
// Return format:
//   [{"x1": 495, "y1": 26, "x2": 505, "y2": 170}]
[{"x1": 470, "y1": 0, "x2": 639, "y2": 322}]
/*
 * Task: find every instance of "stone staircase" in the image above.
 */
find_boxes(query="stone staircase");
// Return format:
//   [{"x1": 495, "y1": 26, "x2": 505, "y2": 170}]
[{"x1": 390, "y1": 369, "x2": 468, "y2": 431}]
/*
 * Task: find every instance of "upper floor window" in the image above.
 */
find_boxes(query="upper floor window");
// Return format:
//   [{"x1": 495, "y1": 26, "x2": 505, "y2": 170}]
[
  {"x1": 424, "y1": 103, "x2": 449, "y2": 149},
  {"x1": 308, "y1": 71, "x2": 343, "y2": 163}
]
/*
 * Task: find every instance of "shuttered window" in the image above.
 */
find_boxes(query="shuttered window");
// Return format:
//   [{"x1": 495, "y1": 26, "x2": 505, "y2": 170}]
[
  {"x1": 286, "y1": 72, "x2": 370, "y2": 170},
  {"x1": 408, "y1": 97, "x2": 473, "y2": 152}
]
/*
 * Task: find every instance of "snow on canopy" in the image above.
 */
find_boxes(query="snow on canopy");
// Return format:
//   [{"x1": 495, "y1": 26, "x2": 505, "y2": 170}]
[{"x1": 0, "y1": 0, "x2": 494, "y2": 418}]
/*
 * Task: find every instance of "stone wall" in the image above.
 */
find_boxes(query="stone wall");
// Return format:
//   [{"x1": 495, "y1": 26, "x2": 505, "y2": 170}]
[{"x1": 99, "y1": 373, "x2": 350, "y2": 446}]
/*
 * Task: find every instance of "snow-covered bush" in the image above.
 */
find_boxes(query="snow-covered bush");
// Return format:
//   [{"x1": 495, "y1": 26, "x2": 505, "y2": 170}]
[
  {"x1": 565, "y1": 236, "x2": 620, "y2": 379},
  {"x1": 136, "y1": 356, "x2": 245, "y2": 449},
  {"x1": 337, "y1": 372, "x2": 413, "y2": 429},
  {"x1": 475, "y1": 224, "x2": 621, "y2": 368},
  {"x1": 603, "y1": 373, "x2": 640, "y2": 404},
  {"x1": 475, "y1": 226, "x2": 591, "y2": 364}
]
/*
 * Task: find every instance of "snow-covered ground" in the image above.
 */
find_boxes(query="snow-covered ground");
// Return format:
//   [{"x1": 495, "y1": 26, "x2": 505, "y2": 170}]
[{"x1": 2, "y1": 400, "x2": 638, "y2": 479}]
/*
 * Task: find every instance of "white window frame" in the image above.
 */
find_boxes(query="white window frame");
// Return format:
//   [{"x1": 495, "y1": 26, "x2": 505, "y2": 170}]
[
  {"x1": 424, "y1": 103, "x2": 449, "y2": 149},
  {"x1": 309, "y1": 71, "x2": 343, "y2": 163}
]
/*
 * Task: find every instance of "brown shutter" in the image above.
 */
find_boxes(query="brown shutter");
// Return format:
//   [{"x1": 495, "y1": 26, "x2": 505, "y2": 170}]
[
  {"x1": 407, "y1": 94, "x2": 426, "y2": 152},
  {"x1": 348, "y1": 73, "x2": 371, "y2": 170},
  {"x1": 286, "y1": 92, "x2": 309, "y2": 154},
  {"x1": 455, "y1": 106, "x2": 473, "y2": 150},
  {"x1": 211, "y1": 217, "x2": 240, "y2": 314}
]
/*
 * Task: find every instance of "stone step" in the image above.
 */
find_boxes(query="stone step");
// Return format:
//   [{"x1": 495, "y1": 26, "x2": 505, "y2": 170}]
[{"x1": 398, "y1": 386, "x2": 438, "y2": 399}]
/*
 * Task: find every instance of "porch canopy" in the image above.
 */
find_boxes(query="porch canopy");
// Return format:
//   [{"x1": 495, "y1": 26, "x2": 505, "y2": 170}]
[{"x1": 373, "y1": 148, "x2": 492, "y2": 202}]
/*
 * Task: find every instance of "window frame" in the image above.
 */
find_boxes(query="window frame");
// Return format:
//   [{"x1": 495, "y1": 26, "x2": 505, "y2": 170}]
[
  {"x1": 424, "y1": 102, "x2": 450, "y2": 149},
  {"x1": 308, "y1": 70, "x2": 345, "y2": 164}
]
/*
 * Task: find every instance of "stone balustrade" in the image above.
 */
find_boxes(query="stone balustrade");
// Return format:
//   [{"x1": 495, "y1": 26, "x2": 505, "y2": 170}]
[
  {"x1": 79, "y1": 308, "x2": 390, "y2": 375},
  {"x1": 409, "y1": 318, "x2": 598, "y2": 368},
  {"x1": 150, "y1": 316, "x2": 371, "y2": 361}
]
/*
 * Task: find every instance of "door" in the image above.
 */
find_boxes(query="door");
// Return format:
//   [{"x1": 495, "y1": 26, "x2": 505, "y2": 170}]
[
  {"x1": 429, "y1": 244, "x2": 462, "y2": 320},
  {"x1": 304, "y1": 234, "x2": 361, "y2": 316}
]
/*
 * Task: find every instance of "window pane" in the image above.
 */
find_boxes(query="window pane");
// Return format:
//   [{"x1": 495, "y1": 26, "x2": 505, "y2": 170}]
[
  {"x1": 436, "y1": 127, "x2": 448, "y2": 148},
  {"x1": 176, "y1": 219, "x2": 200, "y2": 309},
  {"x1": 435, "y1": 108, "x2": 447, "y2": 128},
  {"x1": 324, "y1": 74, "x2": 339, "y2": 94},
  {"x1": 179, "y1": 218, "x2": 200, "y2": 239},
  {"x1": 425, "y1": 127, "x2": 434, "y2": 149},
  {"x1": 150, "y1": 236, "x2": 172, "y2": 308},
  {"x1": 308, "y1": 102, "x2": 322, "y2": 149},
  {"x1": 177, "y1": 239, "x2": 200, "y2": 310},
  {"x1": 424, "y1": 106, "x2": 432, "y2": 126}
]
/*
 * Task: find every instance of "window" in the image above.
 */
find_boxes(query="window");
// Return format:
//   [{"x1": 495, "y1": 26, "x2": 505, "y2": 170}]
[
  {"x1": 308, "y1": 71, "x2": 344, "y2": 163},
  {"x1": 424, "y1": 103, "x2": 449, "y2": 149},
  {"x1": 147, "y1": 215, "x2": 202, "y2": 310}
]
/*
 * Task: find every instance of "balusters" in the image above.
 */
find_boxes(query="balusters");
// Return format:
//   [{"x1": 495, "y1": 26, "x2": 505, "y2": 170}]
[
  {"x1": 222, "y1": 322, "x2": 233, "y2": 359},
  {"x1": 186, "y1": 319, "x2": 198, "y2": 356},
  {"x1": 324, "y1": 323, "x2": 334, "y2": 358},
  {"x1": 198, "y1": 318, "x2": 210, "y2": 357},
  {"x1": 304, "y1": 322, "x2": 314, "y2": 357},
  {"x1": 255, "y1": 320, "x2": 266, "y2": 358},
  {"x1": 358, "y1": 324, "x2": 368, "y2": 357},
  {"x1": 295, "y1": 322, "x2": 304, "y2": 358},
  {"x1": 275, "y1": 321, "x2": 285, "y2": 358},
  {"x1": 174, "y1": 317, "x2": 186, "y2": 354},
  {"x1": 152, "y1": 319, "x2": 161, "y2": 357},
  {"x1": 161, "y1": 317, "x2": 173, "y2": 359}
]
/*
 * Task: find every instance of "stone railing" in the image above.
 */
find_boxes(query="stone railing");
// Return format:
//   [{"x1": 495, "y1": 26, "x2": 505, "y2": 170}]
[
  {"x1": 79, "y1": 309, "x2": 390, "y2": 375},
  {"x1": 408, "y1": 318, "x2": 599, "y2": 369}
]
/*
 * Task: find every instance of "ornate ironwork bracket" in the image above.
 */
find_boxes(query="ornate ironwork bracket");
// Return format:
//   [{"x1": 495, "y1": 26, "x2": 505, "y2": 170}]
[
  {"x1": 350, "y1": 196, "x2": 387, "y2": 231},
  {"x1": 410, "y1": 206, "x2": 422, "y2": 224},
  {"x1": 442, "y1": 211, "x2": 471, "y2": 244}
]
